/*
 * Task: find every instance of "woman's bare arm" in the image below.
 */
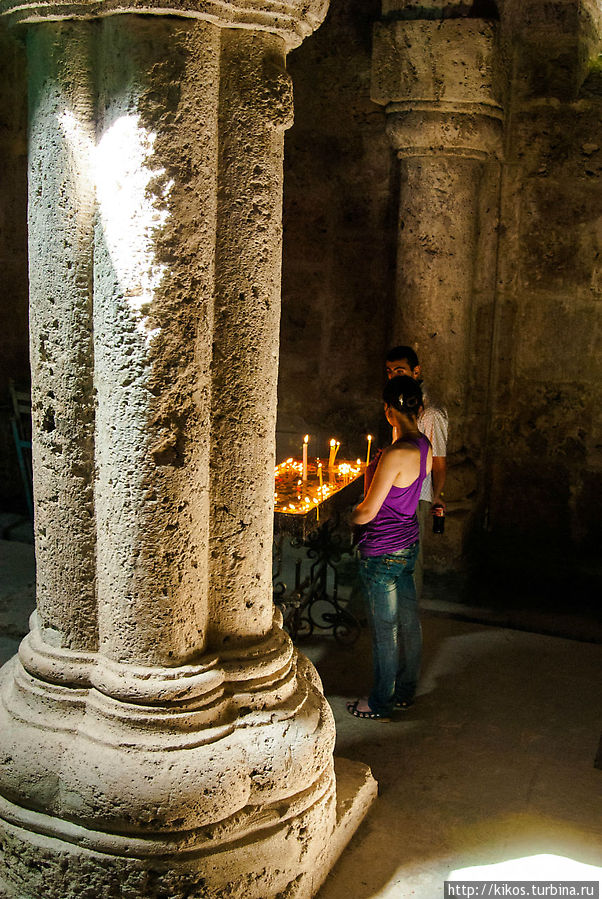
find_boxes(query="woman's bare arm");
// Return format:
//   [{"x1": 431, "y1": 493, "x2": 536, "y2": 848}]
[{"x1": 352, "y1": 446, "x2": 405, "y2": 525}]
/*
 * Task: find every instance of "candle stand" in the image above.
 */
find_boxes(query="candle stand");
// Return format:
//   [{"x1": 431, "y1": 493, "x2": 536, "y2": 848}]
[{"x1": 273, "y1": 464, "x2": 364, "y2": 645}]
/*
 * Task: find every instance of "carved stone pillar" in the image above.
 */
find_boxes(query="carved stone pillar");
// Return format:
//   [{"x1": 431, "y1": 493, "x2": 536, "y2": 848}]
[
  {"x1": 0, "y1": 3, "x2": 375, "y2": 896},
  {"x1": 372, "y1": 10, "x2": 504, "y2": 564}
]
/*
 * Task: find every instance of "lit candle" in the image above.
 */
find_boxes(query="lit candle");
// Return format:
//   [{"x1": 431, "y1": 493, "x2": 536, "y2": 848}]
[
  {"x1": 328, "y1": 439, "x2": 336, "y2": 469},
  {"x1": 317, "y1": 462, "x2": 323, "y2": 521},
  {"x1": 366, "y1": 434, "x2": 372, "y2": 465},
  {"x1": 339, "y1": 463, "x2": 350, "y2": 484},
  {"x1": 302, "y1": 434, "x2": 309, "y2": 481},
  {"x1": 333, "y1": 441, "x2": 340, "y2": 465}
]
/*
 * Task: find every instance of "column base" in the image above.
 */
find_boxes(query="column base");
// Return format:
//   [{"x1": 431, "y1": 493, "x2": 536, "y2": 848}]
[
  {"x1": 315, "y1": 756, "x2": 378, "y2": 892},
  {"x1": 0, "y1": 757, "x2": 375, "y2": 899},
  {"x1": 0, "y1": 617, "x2": 376, "y2": 899}
]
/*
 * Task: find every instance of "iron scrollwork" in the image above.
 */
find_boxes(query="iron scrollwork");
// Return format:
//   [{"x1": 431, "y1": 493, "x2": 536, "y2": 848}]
[{"x1": 273, "y1": 513, "x2": 361, "y2": 646}]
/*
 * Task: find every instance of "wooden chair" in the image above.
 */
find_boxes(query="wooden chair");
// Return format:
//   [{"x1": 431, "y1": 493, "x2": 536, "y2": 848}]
[{"x1": 9, "y1": 379, "x2": 33, "y2": 520}]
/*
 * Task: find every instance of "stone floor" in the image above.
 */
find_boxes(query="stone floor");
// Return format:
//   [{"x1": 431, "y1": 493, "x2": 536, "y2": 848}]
[
  {"x1": 308, "y1": 622, "x2": 602, "y2": 898},
  {"x1": 1, "y1": 517, "x2": 601, "y2": 898},
  {"x1": 0, "y1": 520, "x2": 34, "y2": 668}
]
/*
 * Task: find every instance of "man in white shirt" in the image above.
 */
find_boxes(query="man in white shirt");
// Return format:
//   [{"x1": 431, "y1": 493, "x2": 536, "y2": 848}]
[{"x1": 385, "y1": 346, "x2": 448, "y2": 598}]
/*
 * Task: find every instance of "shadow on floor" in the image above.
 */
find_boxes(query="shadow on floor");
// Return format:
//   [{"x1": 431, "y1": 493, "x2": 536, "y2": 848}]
[{"x1": 300, "y1": 619, "x2": 602, "y2": 899}]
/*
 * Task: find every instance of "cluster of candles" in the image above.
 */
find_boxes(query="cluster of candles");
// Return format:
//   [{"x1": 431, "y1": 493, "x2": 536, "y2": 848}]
[{"x1": 273, "y1": 434, "x2": 373, "y2": 516}]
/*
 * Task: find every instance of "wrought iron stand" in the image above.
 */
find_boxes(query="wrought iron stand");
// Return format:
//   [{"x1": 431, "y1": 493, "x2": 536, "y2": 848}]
[{"x1": 273, "y1": 510, "x2": 362, "y2": 646}]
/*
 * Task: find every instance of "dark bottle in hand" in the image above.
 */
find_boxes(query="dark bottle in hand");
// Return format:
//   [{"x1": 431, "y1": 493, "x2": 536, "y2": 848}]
[{"x1": 432, "y1": 504, "x2": 445, "y2": 534}]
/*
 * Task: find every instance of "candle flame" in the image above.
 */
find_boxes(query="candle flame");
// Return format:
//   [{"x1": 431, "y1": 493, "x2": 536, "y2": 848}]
[
  {"x1": 304, "y1": 434, "x2": 309, "y2": 444},
  {"x1": 330, "y1": 438, "x2": 336, "y2": 447},
  {"x1": 274, "y1": 450, "x2": 363, "y2": 514}
]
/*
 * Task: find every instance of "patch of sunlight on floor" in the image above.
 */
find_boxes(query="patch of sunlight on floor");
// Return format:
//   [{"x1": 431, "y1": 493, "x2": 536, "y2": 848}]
[{"x1": 449, "y1": 852, "x2": 602, "y2": 883}]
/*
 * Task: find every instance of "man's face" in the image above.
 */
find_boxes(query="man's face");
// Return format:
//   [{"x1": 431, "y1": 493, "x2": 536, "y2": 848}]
[{"x1": 386, "y1": 358, "x2": 421, "y2": 380}]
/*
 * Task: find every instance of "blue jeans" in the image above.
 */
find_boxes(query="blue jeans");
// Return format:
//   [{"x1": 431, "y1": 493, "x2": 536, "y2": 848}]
[{"x1": 359, "y1": 542, "x2": 421, "y2": 715}]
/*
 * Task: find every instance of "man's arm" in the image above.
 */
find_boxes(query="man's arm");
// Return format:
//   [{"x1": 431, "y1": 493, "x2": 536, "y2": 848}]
[
  {"x1": 431, "y1": 456, "x2": 446, "y2": 508},
  {"x1": 422, "y1": 404, "x2": 448, "y2": 508}
]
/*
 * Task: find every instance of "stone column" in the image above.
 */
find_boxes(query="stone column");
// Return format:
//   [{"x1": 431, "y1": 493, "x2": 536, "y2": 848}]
[
  {"x1": 372, "y1": 9, "x2": 504, "y2": 564},
  {"x1": 0, "y1": 3, "x2": 375, "y2": 897},
  {"x1": 26, "y1": 22, "x2": 98, "y2": 662},
  {"x1": 209, "y1": 28, "x2": 293, "y2": 647}
]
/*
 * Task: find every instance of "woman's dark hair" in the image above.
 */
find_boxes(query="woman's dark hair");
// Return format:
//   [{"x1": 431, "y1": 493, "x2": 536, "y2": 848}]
[{"x1": 383, "y1": 375, "x2": 423, "y2": 417}]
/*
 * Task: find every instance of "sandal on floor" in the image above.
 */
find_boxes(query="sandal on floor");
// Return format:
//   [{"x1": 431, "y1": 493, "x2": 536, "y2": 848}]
[{"x1": 346, "y1": 700, "x2": 391, "y2": 722}]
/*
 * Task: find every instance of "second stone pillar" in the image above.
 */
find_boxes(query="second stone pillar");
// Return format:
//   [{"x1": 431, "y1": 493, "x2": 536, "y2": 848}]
[{"x1": 372, "y1": 12, "x2": 504, "y2": 563}]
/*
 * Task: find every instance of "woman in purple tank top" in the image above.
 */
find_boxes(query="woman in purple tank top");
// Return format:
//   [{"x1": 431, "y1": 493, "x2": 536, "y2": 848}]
[{"x1": 347, "y1": 376, "x2": 432, "y2": 721}]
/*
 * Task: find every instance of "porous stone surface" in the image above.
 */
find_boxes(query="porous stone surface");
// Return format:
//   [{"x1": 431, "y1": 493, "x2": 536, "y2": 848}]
[
  {"x1": 27, "y1": 22, "x2": 98, "y2": 654},
  {"x1": 476, "y1": 0, "x2": 602, "y2": 602},
  {"x1": 371, "y1": 13, "x2": 503, "y2": 574},
  {"x1": 371, "y1": 18, "x2": 501, "y2": 111},
  {"x1": 0, "y1": 24, "x2": 28, "y2": 512},
  {"x1": 394, "y1": 156, "x2": 493, "y2": 433},
  {"x1": 276, "y1": 0, "x2": 601, "y2": 602},
  {"x1": 277, "y1": 0, "x2": 395, "y2": 460},
  {"x1": 91, "y1": 15, "x2": 219, "y2": 666},
  {"x1": 0, "y1": 0, "x2": 329, "y2": 50},
  {"x1": 209, "y1": 27, "x2": 293, "y2": 647},
  {"x1": 0, "y1": 753, "x2": 376, "y2": 899},
  {"x1": 0, "y1": 4, "x2": 376, "y2": 896}
]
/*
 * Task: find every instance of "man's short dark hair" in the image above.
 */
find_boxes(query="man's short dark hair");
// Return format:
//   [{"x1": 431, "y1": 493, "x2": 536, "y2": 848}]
[{"x1": 386, "y1": 345, "x2": 420, "y2": 369}]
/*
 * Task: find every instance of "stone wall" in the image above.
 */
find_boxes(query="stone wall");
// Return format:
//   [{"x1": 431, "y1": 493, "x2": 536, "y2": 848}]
[
  {"x1": 479, "y1": 0, "x2": 602, "y2": 602},
  {"x1": 0, "y1": 24, "x2": 28, "y2": 512},
  {"x1": 277, "y1": 0, "x2": 397, "y2": 462},
  {"x1": 278, "y1": 0, "x2": 602, "y2": 604}
]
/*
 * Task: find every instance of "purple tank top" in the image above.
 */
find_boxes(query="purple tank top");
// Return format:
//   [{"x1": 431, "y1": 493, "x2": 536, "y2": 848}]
[{"x1": 358, "y1": 433, "x2": 430, "y2": 557}]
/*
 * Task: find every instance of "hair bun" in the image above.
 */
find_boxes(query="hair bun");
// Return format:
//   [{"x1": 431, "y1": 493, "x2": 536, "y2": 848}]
[{"x1": 382, "y1": 375, "x2": 423, "y2": 416}]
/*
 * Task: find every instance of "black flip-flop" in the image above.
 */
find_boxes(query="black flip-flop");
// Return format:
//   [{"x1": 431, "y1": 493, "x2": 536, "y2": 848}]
[{"x1": 346, "y1": 700, "x2": 391, "y2": 722}]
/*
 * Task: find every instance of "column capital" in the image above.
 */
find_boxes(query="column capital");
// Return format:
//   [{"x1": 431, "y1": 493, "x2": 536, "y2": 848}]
[
  {"x1": 371, "y1": 17, "x2": 504, "y2": 159},
  {"x1": 0, "y1": 0, "x2": 328, "y2": 49}
]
